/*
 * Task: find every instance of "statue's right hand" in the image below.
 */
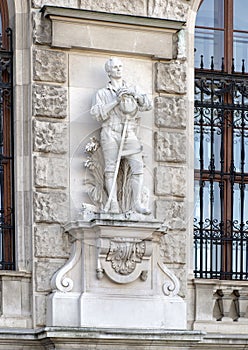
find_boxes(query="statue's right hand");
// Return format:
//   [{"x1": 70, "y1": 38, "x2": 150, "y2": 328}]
[{"x1": 116, "y1": 87, "x2": 131, "y2": 100}]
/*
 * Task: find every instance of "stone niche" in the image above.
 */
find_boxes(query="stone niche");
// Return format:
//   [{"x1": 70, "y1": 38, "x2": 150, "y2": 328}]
[{"x1": 43, "y1": 6, "x2": 187, "y2": 330}]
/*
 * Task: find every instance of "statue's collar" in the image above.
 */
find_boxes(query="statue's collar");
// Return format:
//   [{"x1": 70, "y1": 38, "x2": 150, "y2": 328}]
[{"x1": 107, "y1": 80, "x2": 127, "y2": 92}]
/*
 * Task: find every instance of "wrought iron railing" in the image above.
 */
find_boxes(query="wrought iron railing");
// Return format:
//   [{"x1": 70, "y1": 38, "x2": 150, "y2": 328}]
[
  {"x1": 0, "y1": 28, "x2": 15, "y2": 270},
  {"x1": 194, "y1": 56, "x2": 248, "y2": 280}
]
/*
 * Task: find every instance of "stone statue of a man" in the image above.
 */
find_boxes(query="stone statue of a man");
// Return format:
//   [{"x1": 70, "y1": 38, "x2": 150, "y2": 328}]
[{"x1": 90, "y1": 57, "x2": 152, "y2": 214}]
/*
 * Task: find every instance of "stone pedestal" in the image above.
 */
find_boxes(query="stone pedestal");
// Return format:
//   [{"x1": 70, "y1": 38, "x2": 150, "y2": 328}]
[{"x1": 47, "y1": 215, "x2": 186, "y2": 329}]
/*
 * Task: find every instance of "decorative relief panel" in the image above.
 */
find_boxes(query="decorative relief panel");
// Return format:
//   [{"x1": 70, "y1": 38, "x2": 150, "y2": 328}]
[
  {"x1": 148, "y1": 0, "x2": 190, "y2": 21},
  {"x1": 156, "y1": 61, "x2": 187, "y2": 94},
  {"x1": 97, "y1": 237, "x2": 152, "y2": 284},
  {"x1": 33, "y1": 49, "x2": 67, "y2": 83},
  {"x1": 106, "y1": 239, "x2": 146, "y2": 276},
  {"x1": 79, "y1": 0, "x2": 146, "y2": 16},
  {"x1": 34, "y1": 156, "x2": 68, "y2": 188},
  {"x1": 154, "y1": 96, "x2": 186, "y2": 129},
  {"x1": 34, "y1": 191, "x2": 68, "y2": 223},
  {"x1": 33, "y1": 120, "x2": 68, "y2": 154},
  {"x1": 154, "y1": 131, "x2": 186, "y2": 163},
  {"x1": 155, "y1": 166, "x2": 186, "y2": 197},
  {"x1": 32, "y1": 84, "x2": 67, "y2": 118}
]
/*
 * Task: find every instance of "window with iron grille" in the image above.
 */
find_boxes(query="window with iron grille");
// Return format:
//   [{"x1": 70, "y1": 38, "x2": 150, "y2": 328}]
[
  {"x1": 194, "y1": 0, "x2": 248, "y2": 279},
  {"x1": 0, "y1": 1, "x2": 15, "y2": 270}
]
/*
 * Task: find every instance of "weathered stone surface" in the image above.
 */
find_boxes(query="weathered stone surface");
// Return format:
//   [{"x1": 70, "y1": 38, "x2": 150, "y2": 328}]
[
  {"x1": 156, "y1": 61, "x2": 187, "y2": 94},
  {"x1": 79, "y1": 0, "x2": 146, "y2": 16},
  {"x1": 35, "y1": 259, "x2": 66, "y2": 292},
  {"x1": 155, "y1": 166, "x2": 186, "y2": 197},
  {"x1": 34, "y1": 224, "x2": 70, "y2": 258},
  {"x1": 34, "y1": 156, "x2": 68, "y2": 188},
  {"x1": 160, "y1": 232, "x2": 186, "y2": 264},
  {"x1": 32, "y1": 0, "x2": 78, "y2": 8},
  {"x1": 33, "y1": 84, "x2": 67, "y2": 118},
  {"x1": 34, "y1": 191, "x2": 68, "y2": 223},
  {"x1": 156, "y1": 199, "x2": 186, "y2": 229},
  {"x1": 154, "y1": 131, "x2": 186, "y2": 163},
  {"x1": 35, "y1": 295, "x2": 46, "y2": 326},
  {"x1": 148, "y1": 0, "x2": 190, "y2": 21},
  {"x1": 33, "y1": 120, "x2": 68, "y2": 154},
  {"x1": 33, "y1": 49, "x2": 67, "y2": 83},
  {"x1": 32, "y1": 11, "x2": 51, "y2": 45},
  {"x1": 154, "y1": 96, "x2": 186, "y2": 129}
]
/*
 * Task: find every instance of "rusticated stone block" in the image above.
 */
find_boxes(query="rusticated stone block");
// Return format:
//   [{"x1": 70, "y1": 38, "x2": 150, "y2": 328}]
[
  {"x1": 148, "y1": 0, "x2": 190, "y2": 21},
  {"x1": 33, "y1": 49, "x2": 67, "y2": 83},
  {"x1": 156, "y1": 61, "x2": 186, "y2": 94},
  {"x1": 79, "y1": 0, "x2": 146, "y2": 16},
  {"x1": 32, "y1": 11, "x2": 51, "y2": 45},
  {"x1": 154, "y1": 96, "x2": 186, "y2": 129},
  {"x1": 34, "y1": 156, "x2": 68, "y2": 188},
  {"x1": 33, "y1": 120, "x2": 68, "y2": 154},
  {"x1": 160, "y1": 232, "x2": 186, "y2": 264},
  {"x1": 35, "y1": 259, "x2": 66, "y2": 292},
  {"x1": 33, "y1": 84, "x2": 67, "y2": 118},
  {"x1": 32, "y1": 0, "x2": 78, "y2": 8},
  {"x1": 156, "y1": 199, "x2": 186, "y2": 229},
  {"x1": 154, "y1": 131, "x2": 186, "y2": 163},
  {"x1": 34, "y1": 224, "x2": 70, "y2": 258},
  {"x1": 34, "y1": 191, "x2": 68, "y2": 223},
  {"x1": 155, "y1": 166, "x2": 186, "y2": 197},
  {"x1": 35, "y1": 295, "x2": 46, "y2": 326}
]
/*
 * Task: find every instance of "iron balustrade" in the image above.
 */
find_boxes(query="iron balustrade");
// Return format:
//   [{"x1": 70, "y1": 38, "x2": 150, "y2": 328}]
[{"x1": 194, "y1": 58, "x2": 248, "y2": 280}]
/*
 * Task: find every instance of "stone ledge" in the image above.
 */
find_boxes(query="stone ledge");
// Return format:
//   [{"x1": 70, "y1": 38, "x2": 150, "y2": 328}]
[
  {"x1": 40, "y1": 327, "x2": 205, "y2": 344},
  {"x1": 42, "y1": 6, "x2": 185, "y2": 30},
  {"x1": 4, "y1": 327, "x2": 248, "y2": 348},
  {"x1": 41, "y1": 6, "x2": 184, "y2": 59}
]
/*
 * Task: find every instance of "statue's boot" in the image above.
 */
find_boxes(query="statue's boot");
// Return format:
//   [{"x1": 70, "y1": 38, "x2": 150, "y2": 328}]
[
  {"x1": 105, "y1": 172, "x2": 120, "y2": 213},
  {"x1": 131, "y1": 174, "x2": 151, "y2": 215}
]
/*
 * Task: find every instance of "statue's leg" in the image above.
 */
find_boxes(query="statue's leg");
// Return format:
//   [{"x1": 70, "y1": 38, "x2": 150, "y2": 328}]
[
  {"x1": 128, "y1": 154, "x2": 151, "y2": 215},
  {"x1": 105, "y1": 172, "x2": 120, "y2": 213},
  {"x1": 131, "y1": 174, "x2": 151, "y2": 215},
  {"x1": 101, "y1": 128, "x2": 120, "y2": 213}
]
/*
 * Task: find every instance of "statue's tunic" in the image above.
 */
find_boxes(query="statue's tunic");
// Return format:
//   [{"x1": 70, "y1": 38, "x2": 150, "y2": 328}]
[{"x1": 91, "y1": 81, "x2": 151, "y2": 174}]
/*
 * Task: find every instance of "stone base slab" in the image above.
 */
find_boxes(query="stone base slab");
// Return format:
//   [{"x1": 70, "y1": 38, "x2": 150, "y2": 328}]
[{"x1": 48, "y1": 292, "x2": 186, "y2": 329}]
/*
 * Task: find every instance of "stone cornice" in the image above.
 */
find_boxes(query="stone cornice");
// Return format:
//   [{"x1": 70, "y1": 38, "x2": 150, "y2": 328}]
[
  {"x1": 42, "y1": 6, "x2": 185, "y2": 31},
  {"x1": 41, "y1": 6, "x2": 185, "y2": 59}
]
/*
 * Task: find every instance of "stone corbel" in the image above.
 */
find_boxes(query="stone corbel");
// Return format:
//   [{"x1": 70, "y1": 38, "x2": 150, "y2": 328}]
[
  {"x1": 51, "y1": 239, "x2": 81, "y2": 292},
  {"x1": 158, "y1": 259, "x2": 180, "y2": 297},
  {"x1": 97, "y1": 237, "x2": 153, "y2": 284}
]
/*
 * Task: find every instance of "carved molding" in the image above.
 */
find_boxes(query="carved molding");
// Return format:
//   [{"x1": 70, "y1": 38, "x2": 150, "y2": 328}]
[{"x1": 50, "y1": 240, "x2": 81, "y2": 292}]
